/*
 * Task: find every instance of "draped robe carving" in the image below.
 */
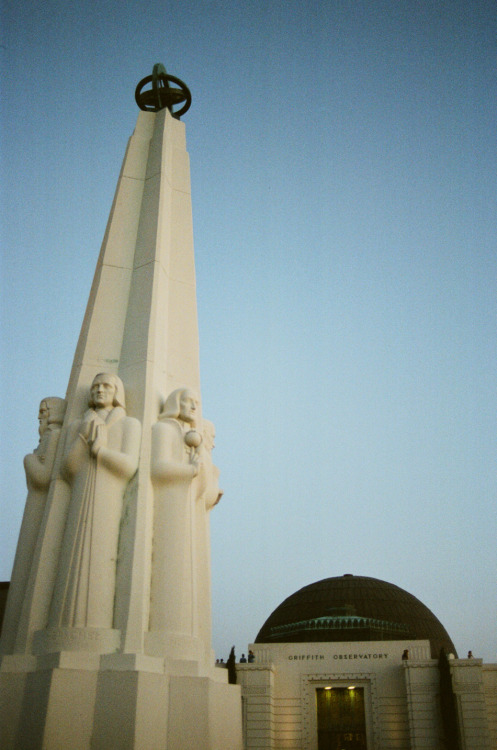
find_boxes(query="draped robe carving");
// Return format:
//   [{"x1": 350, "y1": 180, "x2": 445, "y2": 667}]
[
  {"x1": 49, "y1": 375, "x2": 141, "y2": 630},
  {"x1": 1, "y1": 397, "x2": 66, "y2": 654},
  {"x1": 149, "y1": 389, "x2": 222, "y2": 665}
]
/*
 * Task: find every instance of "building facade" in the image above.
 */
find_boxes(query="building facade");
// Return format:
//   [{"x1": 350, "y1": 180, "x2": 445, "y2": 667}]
[{"x1": 237, "y1": 576, "x2": 497, "y2": 749}]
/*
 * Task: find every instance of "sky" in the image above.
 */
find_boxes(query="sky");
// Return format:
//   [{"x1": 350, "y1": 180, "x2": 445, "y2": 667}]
[{"x1": 1, "y1": 1, "x2": 496, "y2": 662}]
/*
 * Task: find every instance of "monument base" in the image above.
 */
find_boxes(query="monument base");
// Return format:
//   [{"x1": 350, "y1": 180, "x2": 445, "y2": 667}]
[
  {"x1": 33, "y1": 626, "x2": 121, "y2": 655},
  {"x1": 0, "y1": 653, "x2": 243, "y2": 750}
]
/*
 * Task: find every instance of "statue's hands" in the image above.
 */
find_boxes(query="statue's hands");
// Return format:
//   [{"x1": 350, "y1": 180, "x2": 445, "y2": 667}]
[
  {"x1": 80, "y1": 414, "x2": 106, "y2": 451},
  {"x1": 90, "y1": 423, "x2": 107, "y2": 457},
  {"x1": 79, "y1": 415, "x2": 95, "y2": 442}
]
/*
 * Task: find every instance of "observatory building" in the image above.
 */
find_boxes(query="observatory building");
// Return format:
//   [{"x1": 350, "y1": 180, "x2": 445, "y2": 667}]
[{"x1": 237, "y1": 574, "x2": 497, "y2": 749}]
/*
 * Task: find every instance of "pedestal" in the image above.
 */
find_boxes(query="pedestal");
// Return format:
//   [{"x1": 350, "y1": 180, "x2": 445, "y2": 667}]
[{"x1": 1, "y1": 653, "x2": 242, "y2": 750}]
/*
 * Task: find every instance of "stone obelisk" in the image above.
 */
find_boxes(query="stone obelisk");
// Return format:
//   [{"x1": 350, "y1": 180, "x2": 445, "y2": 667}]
[{"x1": 0, "y1": 65, "x2": 242, "y2": 750}]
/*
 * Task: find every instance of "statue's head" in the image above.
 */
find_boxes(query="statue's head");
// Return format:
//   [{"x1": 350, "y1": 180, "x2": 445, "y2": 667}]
[
  {"x1": 160, "y1": 387, "x2": 199, "y2": 426},
  {"x1": 38, "y1": 397, "x2": 66, "y2": 435},
  {"x1": 44, "y1": 397, "x2": 66, "y2": 425},
  {"x1": 88, "y1": 373, "x2": 126, "y2": 410},
  {"x1": 38, "y1": 400, "x2": 49, "y2": 436}
]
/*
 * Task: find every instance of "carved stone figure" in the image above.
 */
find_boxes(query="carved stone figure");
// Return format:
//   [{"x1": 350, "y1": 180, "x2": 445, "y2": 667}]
[
  {"x1": 150, "y1": 388, "x2": 201, "y2": 636},
  {"x1": 49, "y1": 374, "x2": 140, "y2": 630},
  {"x1": 1, "y1": 397, "x2": 66, "y2": 654},
  {"x1": 149, "y1": 389, "x2": 222, "y2": 661}
]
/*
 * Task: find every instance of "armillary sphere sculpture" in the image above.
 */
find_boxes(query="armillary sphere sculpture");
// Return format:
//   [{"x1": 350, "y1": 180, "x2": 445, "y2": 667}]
[{"x1": 135, "y1": 63, "x2": 191, "y2": 118}]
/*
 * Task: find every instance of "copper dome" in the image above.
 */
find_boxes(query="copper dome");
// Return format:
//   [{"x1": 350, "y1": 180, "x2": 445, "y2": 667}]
[{"x1": 255, "y1": 574, "x2": 456, "y2": 658}]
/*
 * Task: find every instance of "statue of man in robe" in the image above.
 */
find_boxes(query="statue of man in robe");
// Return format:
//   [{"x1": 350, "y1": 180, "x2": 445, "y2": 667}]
[
  {"x1": 149, "y1": 388, "x2": 200, "y2": 636},
  {"x1": 50, "y1": 373, "x2": 141, "y2": 631},
  {"x1": 149, "y1": 388, "x2": 222, "y2": 666},
  {"x1": 1, "y1": 397, "x2": 66, "y2": 654}
]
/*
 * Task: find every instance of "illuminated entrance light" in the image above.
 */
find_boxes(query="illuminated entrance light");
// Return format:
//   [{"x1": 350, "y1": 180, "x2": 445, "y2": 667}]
[
  {"x1": 324, "y1": 686, "x2": 332, "y2": 690},
  {"x1": 348, "y1": 685, "x2": 355, "y2": 690}
]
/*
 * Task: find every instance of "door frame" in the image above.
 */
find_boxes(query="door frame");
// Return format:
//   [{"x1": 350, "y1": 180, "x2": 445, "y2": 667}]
[{"x1": 301, "y1": 672, "x2": 379, "y2": 750}]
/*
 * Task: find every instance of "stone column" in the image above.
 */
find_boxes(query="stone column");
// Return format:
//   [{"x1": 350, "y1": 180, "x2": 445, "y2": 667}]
[
  {"x1": 450, "y1": 658, "x2": 492, "y2": 750},
  {"x1": 403, "y1": 661, "x2": 443, "y2": 749},
  {"x1": 237, "y1": 662, "x2": 276, "y2": 749}
]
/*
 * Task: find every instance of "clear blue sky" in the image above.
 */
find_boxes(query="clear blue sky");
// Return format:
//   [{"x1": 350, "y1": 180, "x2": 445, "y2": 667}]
[{"x1": 1, "y1": 1, "x2": 496, "y2": 662}]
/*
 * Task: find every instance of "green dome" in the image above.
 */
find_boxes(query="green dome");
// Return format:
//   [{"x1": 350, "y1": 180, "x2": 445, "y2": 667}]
[{"x1": 255, "y1": 575, "x2": 456, "y2": 658}]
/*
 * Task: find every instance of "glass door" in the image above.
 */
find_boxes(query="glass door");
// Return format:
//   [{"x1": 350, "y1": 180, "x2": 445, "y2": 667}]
[{"x1": 316, "y1": 687, "x2": 367, "y2": 750}]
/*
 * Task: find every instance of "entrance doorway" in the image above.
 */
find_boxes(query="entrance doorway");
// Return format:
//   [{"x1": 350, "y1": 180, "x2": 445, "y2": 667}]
[{"x1": 316, "y1": 687, "x2": 367, "y2": 750}]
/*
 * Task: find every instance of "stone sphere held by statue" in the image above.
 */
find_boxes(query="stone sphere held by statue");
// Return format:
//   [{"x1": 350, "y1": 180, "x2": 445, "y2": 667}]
[{"x1": 185, "y1": 429, "x2": 202, "y2": 448}]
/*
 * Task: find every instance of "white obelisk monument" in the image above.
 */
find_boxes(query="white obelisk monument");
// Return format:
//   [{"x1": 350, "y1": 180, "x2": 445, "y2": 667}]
[{"x1": 0, "y1": 65, "x2": 242, "y2": 750}]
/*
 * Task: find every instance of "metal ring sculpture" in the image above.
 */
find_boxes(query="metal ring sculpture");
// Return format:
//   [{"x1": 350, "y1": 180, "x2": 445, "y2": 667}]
[{"x1": 135, "y1": 63, "x2": 191, "y2": 119}]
